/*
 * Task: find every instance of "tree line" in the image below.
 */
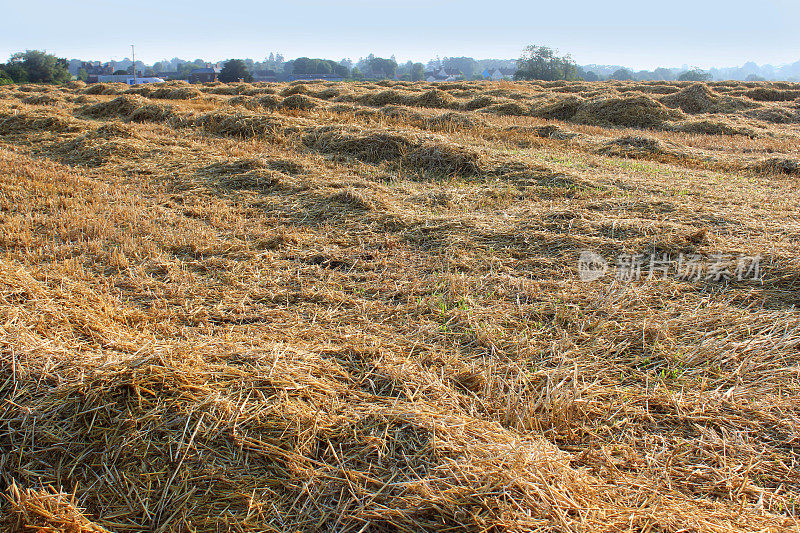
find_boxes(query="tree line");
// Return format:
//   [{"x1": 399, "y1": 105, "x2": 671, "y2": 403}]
[
  {"x1": 0, "y1": 50, "x2": 71, "y2": 84},
  {"x1": 514, "y1": 45, "x2": 714, "y2": 82},
  {"x1": 1, "y1": 47, "x2": 770, "y2": 85}
]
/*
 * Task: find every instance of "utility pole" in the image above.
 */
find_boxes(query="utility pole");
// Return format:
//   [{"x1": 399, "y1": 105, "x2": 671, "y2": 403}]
[{"x1": 131, "y1": 44, "x2": 136, "y2": 84}]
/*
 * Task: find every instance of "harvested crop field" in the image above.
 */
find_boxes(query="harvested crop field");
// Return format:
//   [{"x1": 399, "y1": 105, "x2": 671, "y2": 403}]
[{"x1": 1, "y1": 79, "x2": 799, "y2": 532}]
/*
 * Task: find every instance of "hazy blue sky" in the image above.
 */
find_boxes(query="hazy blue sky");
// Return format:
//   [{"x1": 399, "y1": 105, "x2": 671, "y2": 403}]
[{"x1": 3, "y1": 0, "x2": 798, "y2": 69}]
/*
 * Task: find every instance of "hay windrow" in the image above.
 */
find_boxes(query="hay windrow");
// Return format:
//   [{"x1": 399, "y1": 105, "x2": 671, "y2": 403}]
[
  {"x1": 202, "y1": 84, "x2": 250, "y2": 96},
  {"x1": 462, "y1": 94, "x2": 497, "y2": 110},
  {"x1": 328, "y1": 187, "x2": 376, "y2": 210},
  {"x1": 744, "y1": 88, "x2": 800, "y2": 102},
  {"x1": 745, "y1": 106, "x2": 800, "y2": 124},
  {"x1": 20, "y1": 93, "x2": 61, "y2": 106},
  {"x1": 358, "y1": 89, "x2": 408, "y2": 107},
  {"x1": 80, "y1": 94, "x2": 150, "y2": 119},
  {"x1": 659, "y1": 83, "x2": 760, "y2": 114},
  {"x1": 532, "y1": 96, "x2": 584, "y2": 120},
  {"x1": 280, "y1": 94, "x2": 320, "y2": 111},
  {"x1": 84, "y1": 83, "x2": 125, "y2": 95},
  {"x1": 0, "y1": 110, "x2": 82, "y2": 134},
  {"x1": 412, "y1": 89, "x2": 460, "y2": 109},
  {"x1": 128, "y1": 102, "x2": 180, "y2": 123},
  {"x1": 573, "y1": 94, "x2": 686, "y2": 128},
  {"x1": 479, "y1": 100, "x2": 531, "y2": 116},
  {"x1": 149, "y1": 86, "x2": 202, "y2": 100},
  {"x1": 677, "y1": 119, "x2": 758, "y2": 137},
  {"x1": 597, "y1": 134, "x2": 686, "y2": 159},
  {"x1": 52, "y1": 127, "x2": 146, "y2": 167},
  {"x1": 504, "y1": 124, "x2": 581, "y2": 141},
  {"x1": 302, "y1": 125, "x2": 482, "y2": 176},
  {"x1": 749, "y1": 157, "x2": 800, "y2": 176},
  {"x1": 194, "y1": 110, "x2": 297, "y2": 138},
  {"x1": 204, "y1": 161, "x2": 296, "y2": 191}
]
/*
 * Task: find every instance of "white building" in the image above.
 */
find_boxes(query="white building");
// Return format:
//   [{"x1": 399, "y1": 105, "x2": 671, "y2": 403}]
[{"x1": 96, "y1": 74, "x2": 165, "y2": 85}]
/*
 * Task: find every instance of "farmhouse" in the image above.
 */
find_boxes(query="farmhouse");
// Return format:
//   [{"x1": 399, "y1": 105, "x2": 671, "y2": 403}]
[
  {"x1": 425, "y1": 67, "x2": 462, "y2": 82},
  {"x1": 189, "y1": 67, "x2": 218, "y2": 84},
  {"x1": 481, "y1": 67, "x2": 516, "y2": 80},
  {"x1": 81, "y1": 61, "x2": 114, "y2": 83},
  {"x1": 96, "y1": 74, "x2": 165, "y2": 85}
]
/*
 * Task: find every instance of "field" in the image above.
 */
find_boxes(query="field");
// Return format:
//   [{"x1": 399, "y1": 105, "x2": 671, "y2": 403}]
[{"x1": 1, "y1": 78, "x2": 799, "y2": 532}]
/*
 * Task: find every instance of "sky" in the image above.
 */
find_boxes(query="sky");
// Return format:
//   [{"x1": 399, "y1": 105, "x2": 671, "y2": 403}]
[{"x1": 2, "y1": 0, "x2": 799, "y2": 70}]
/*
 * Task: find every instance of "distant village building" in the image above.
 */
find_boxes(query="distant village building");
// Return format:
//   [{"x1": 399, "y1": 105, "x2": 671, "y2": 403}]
[
  {"x1": 252, "y1": 69, "x2": 279, "y2": 83},
  {"x1": 156, "y1": 71, "x2": 180, "y2": 81},
  {"x1": 81, "y1": 61, "x2": 114, "y2": 83},
  {"x1": 96, "y1": 74, "x2": 165, "y2": 85},
  {"x1": 424, "y1": 67, "x2": 463, "y2": 82},
  {"x1": 481, "y1": 68, "x2": 516, "y2": 81},
  {"x1": 189, "y1": 67, "x2": 217, "y2": 84}
]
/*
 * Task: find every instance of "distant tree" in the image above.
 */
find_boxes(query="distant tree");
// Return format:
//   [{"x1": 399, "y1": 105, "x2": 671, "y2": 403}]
[
  {"x1": 77, "y1": 68, "x2": 88, "y2": 81},
  {"x1": 746, "y1": 74, "x2": 767, "y2": 82},
  {"x1": 609, "y1": 68, "x2": 634, "y2": 80},
  {"x1": 410, "y1": 62, "x2": 425, "y2": 81},
  {"x1": 2, "y1": 61, "x2": 27, "y2": 83},
  {"x1": 0, "y1": 67, "x2": 12, "y2": 85},
  {"x1": 3, "y1": 50, "x2": 71, "y2": 83},
  {"x1": 396, "y1": 61, "x2": 412, "y2": 78},
  {"x1": 367, "y1": 57, "x2": 397, "y2": 79},
  {"x1": 514, "y1": 45, "x2": 579, "y2": 81},
  {"x1": 653, "y1": 67, "x2": 674, "y2": 81},
  {"x1": 113, "y1": 69, "x2": 128, "y2": 75},
  {"x1": 677, "y1": 68, "x2": 712, "y2": 82},
  {"x1": 427, "y1": 56, "x2": 442, "y2": 70},
  {"x1": 351, "y1": 66, "x2": 364, "y2": 79},
  {"x1": 289, "y1": 57, "x2": 349, "y2": 78},
  {"x1": 175, "y1": 63, "x2": 191, "y2": 79},
  {"x1": 578, "y1": 68, "x2": 600, "y2": 81},
  {"x1": 219, "y1": 59, "x2": 253, "y2": 82},
  {"x1": 175, "y1": 59, "x2": 206, "y2": 79},
  {"x1": 443, "y1": 57, "x2": 477, "y2": 79}
]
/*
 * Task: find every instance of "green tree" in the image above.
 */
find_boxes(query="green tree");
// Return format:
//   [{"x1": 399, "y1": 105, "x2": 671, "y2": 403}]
[
  {"x1": 677, "y1": 68, "x2": 712, "y2": 82},
  {"x1": 578, "y1": 67, "x2": 600, "y2": 81},
  {"x1": 0, "y1": 67, "x2": 12, "y2": 85},
  {"x1": 219, "y1": 59, "x2": 253, "y2": 83},
  {"x1": 410, "y1": 62, "x2": 425, "y2": 81},
  {"x1": 77, "y1": 68, "x2": 88, "y2": 82},
  {"x1": 442, "y1": 57, "x2": 477, "y2": 79},
  {"x1": 351, "y1": 66, "x2": 364, "y2": 79},
  {"x1": 367, "y1": 57, "x2": 397, "y2": 79},
  {"x1": 3, "y1": 50, "x2": 71, "y2": 83},
  {"x1": 609, "y1": 68, "x2": 634, "y2": 80},
  {"x1": 2, "y1": 62, "x2": 27, "y2": 82},
  {"x1": 514, "y1": 45, "x2": 578, "y2": 81},
  {"x1": 653, "y1": 67, "x2": 674, "y2": 81},
  {"x1": 289, "y1": 57, "x2": 350, "y2": 78}
]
